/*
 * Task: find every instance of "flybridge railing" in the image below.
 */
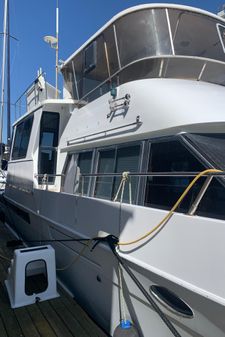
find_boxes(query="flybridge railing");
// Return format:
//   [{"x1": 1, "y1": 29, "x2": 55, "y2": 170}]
[{"x1": 14, "y1": 73, "x2": 58, "y2": 120}]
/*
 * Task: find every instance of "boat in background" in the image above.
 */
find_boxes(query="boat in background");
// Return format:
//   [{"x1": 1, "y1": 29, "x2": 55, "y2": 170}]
[
  {"x1": 2, "y1": 3, "x2": 225, "y2": 336},
  {"x1": 0, "y1": 0, "x2": 14, "y2": 190}
]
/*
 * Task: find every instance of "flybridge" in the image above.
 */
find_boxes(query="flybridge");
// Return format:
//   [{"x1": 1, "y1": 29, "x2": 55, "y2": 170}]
[{"x1": 61, "y1": 5, "x2": 225, "y2": 106}]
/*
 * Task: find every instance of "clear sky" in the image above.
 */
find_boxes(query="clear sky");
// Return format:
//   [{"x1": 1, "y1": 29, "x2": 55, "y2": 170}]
[{"x1": 0, "y1": 0, "x2": 224, "y2": 141}]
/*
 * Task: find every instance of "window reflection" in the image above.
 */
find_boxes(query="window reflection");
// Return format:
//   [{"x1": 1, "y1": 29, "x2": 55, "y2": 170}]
[
  {"x1": 144, "y1": 140, "x2": 205, "y2": 212},
  {"x1": 38, "y1": 112, "x2": 59, "y2": 184},
  {"x1": 116, "y1": 9, "x2": 171, "y2": 67},
  {"x1": 169, "y1": 10, "x2": 225, "y2": 61},
  {"x1": 77, "y1": 151, "x2": 93, "y2": 196},
  {"x1": 12, "y1": 115, "x2": 34, "y2": 160},
  {"x1": 95, "y1": 144, "x2": 140, "y2": 203}
]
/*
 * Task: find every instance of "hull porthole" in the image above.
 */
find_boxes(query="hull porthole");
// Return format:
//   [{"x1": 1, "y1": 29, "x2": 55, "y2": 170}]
[{"x1": 150, "y1": 285, "x2": 194, "y2": 318}]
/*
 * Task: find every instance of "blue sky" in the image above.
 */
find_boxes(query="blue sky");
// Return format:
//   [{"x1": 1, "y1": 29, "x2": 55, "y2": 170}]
[{"x1": 0, "y1": 0, "x2": 224, "y2": 141}]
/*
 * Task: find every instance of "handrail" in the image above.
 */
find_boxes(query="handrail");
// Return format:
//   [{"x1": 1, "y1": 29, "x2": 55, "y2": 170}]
[
  {"x1": 14, "y1": 72, "x2": 46, "y2": 106},
  {"x1": 67, "y1": 117, "x2": 142, "y2": 146},
  {"x1": 80, "y1": 171, "x2": 225, "y2": 177},
  {"x1": 35, "y1": 173, "x2": 65, "y2": 192},
  {"x1": 75, "y1": 55, "x2": 225, "y2": 105},
  {"x1": 34, "y1": 173, "x2": 65, "y2": 178},
  {"x1": 79, "y1": 170, "x2": 225, "y2": 216}
]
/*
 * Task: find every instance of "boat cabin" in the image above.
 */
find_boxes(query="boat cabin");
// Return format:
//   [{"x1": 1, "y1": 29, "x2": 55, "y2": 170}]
[{"x1": 6, "y1": 4, "x2": 225, "y2": 222}]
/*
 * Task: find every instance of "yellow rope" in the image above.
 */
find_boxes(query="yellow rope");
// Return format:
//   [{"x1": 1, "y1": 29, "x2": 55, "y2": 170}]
[
  {"x1": 57, "y1": 239, "x2": 92, "y2": 271},
  {"x1": 118, "y1": 169, "x2": 221, "y2": 246}
]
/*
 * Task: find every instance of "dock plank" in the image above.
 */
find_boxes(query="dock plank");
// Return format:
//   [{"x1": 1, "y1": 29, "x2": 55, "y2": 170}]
[
  {"x1": 0, "y1": 317, "x2": 8, "y2": 337},
  {"x1": 49, "y1": 297, "x2": 89, "y2": 337},
  {"x1": 14, "y1": 307, "x2": 41, "y2": 337},
  {"x1": 59, "y1": 293, "x2": 109, "y2": 337},
  {"x1": 0, "y1": 283, "x2": 25, "y2": 337},
  {"x1": 26, "y1": 304, "x2": 57, "y2": 337},
  {"x1": 37, "y1": 300, "x2": 74, "y2": 337}
]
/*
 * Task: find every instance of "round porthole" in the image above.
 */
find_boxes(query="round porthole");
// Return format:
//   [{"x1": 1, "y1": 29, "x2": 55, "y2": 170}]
[{"x1": 150, "y1": 285, "x2": 194, "y2": 318}]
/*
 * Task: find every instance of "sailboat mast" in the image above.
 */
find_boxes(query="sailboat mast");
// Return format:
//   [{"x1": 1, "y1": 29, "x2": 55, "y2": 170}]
[
  {"x1": 7, "y1": 0, "x2": 11, "y2": 147},
  {"x1": 55, "y1": 0, "x2": 59, "y2": 98},
  {"x1": 0, "y1": 0, "x2": 8, "y2": 147}
]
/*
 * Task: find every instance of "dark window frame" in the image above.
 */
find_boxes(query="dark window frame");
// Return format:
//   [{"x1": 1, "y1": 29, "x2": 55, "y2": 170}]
[
  {"x1": 144, "y1": 134, "x2": 225, "y2": 220},
  {"x1": 38, "y1": 111, "x2": 60, "y2": 184},
  {"x1": 84, "y1": 41, "x2": 97, "y2": 74},
  {"x1": 94, "y1": 141, "x2": 142, "y2": 203},
  {"x1": 11, "y1": 115, "x2": 34, "y2": 160},
  {"x1": 76, "y1": 150, "x2": 94, "y2": 196}
]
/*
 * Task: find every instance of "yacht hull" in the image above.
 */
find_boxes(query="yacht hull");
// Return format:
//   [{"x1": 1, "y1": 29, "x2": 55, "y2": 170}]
[{"x1": 3, "y1": 189, "x2": 225, "y2": 337}]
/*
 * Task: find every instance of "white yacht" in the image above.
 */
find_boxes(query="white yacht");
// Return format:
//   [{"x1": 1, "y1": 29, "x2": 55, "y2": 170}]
[{"x1": 3, "y1": 3, "x2": 225, "y2": 336}]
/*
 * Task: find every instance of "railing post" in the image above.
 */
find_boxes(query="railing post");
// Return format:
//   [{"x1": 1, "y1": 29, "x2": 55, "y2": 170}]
[{"x1": 188, "y1": 176, "x2": 213, "y2": 215}]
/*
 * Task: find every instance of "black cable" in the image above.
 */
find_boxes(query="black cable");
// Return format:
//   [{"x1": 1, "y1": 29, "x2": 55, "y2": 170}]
[
  {"x1": 102, "y1": 235, "x2": 182, "y2": 337},
  {"x1": 7, "y1": 237, "x2": 90, "y2": 247}
]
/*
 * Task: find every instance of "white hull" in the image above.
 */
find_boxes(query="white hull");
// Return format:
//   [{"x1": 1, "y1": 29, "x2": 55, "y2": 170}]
[{"x1": 4, "y1": 188, "x2": 225, "y2": 337}]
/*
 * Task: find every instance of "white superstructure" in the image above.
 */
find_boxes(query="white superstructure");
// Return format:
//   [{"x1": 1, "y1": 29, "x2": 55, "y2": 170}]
[{"x1": 3, "y1": 4, "x2": 225, "y2": 336}]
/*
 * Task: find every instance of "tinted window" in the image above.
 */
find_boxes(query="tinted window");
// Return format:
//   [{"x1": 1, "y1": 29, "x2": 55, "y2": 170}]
[
  {"x1": 74, "y1": 35, "x2": 109, "y2": 100},
  {"x1": 77, "y1": 151, "x2": 93, "y2": 196},
  {"x1": 40, "y1": 112, "x2": 59, "y2": 147},
  {"x1": 61, "y1": 62, "x2": 78, "y2": 99},
  {"x1": 144, "y1": 139, "x2": 225, "y2": 220},
  {"x1": 103, "y1": 25, "x2": 119, "y2": 75},
  {"x1": 95, "y1": 144, "x2": 141, "y2": 203},
  {"x1": 217, "y1": 24, "x2": 225, "y2": 53},
  {"x1": 119, "y1": 58, "x2": 161, "y2": 85},
  {"x1": 169, "y1": 10, "x2": 225, "y2": 61},
  {"x1": 144, "y1": 140, "x2": 205, "y2": 211},
  {"x1": 197, "y1": 178, "x2": 225, "y2": 220},
  {"x1": 12, "y1": 115, "x2": 33, "y2": 160},
  {"x1": 63, "y1": 154, "x2": 77, "y2": 194},
  {"x1": 84, "y1": 41, "x2": 97, "y2": 73},
  {"x1": 116, "y1": 9, "x2": 171, "y2": 67},
  {"x1": 38, "y1": 112, "x2": 59, "y2": 183},
  {"x1": 95, "y1": 149, "x2": 115, "y2": 200},
  {"x1": 113, "y1": 145, "x2": 140, "y2": 203}
]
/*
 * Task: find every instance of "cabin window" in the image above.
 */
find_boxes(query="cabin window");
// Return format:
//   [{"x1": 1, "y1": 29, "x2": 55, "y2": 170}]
[
  {"x1": 217, "y1": 24, "x2": 225, "y2": 53},
  {"x1": 11, "y1": 115, "x2": 33, "y2": 160},
  {"x1": 95, "y1": 148, "x2": 115, "y2": 200},
  {"x1": 119, "y1": 58, "x2": 161, "y2": 85},
  {"x1": 38, "y1": 112, "x2": 59, "y2": 184},
  {"x1": 169, "y1": 10, "x2": 225, "y2": 62},
  {"x1": 103, "y1": 25, "x2": 120, "y2": 75},
  {"x1": 182, "y1": 133, "x2": 225, "y2": 220},
  {"x1": 95, "y1": 144, "x2": 141, "y2": 203},
  {"x1": 84, "y1": 41, "x2": 97, "y2": 74},
  {"x1": 144, "y1": 138, "x2": 225, "y2": 220},
  {"x1": 77, "y1": 151, "x2": 93, "y2": 196},
  {"x1": 116, "y1": 9, "x2": 171, "y2": 67},
  {"x1": 62, "y1": 154, "x2": 77, "y2": 194},
  {"x1": 74, "y1": 35, "x2": 109, "y2": 100},
  {"x1": 62, "y1": 62, "x2": 78, "y2": 99},
  {"x1": 144, "y1": 140, "x2": 205, "y2": 212}
]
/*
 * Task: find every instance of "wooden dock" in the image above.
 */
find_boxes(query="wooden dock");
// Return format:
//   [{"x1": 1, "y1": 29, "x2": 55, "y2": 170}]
[{"x1": 0, "y1": 221, "x2": 109, "y2": 337}]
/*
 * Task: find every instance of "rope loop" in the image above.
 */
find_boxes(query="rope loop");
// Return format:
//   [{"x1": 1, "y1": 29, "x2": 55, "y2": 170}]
[{"x1": 113, "y1": 171, "x2": 130, "y2": 203}]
